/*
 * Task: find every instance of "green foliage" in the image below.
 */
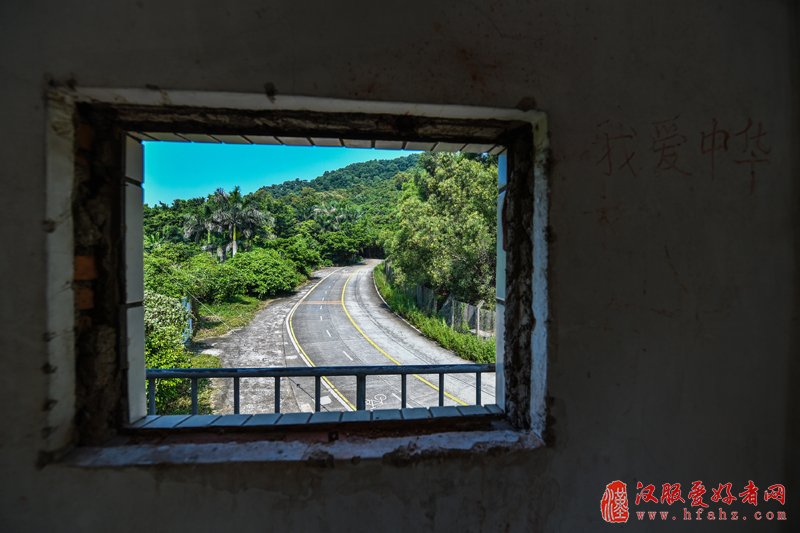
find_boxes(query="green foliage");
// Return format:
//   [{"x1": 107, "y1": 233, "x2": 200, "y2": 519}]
[
  {"x1": 226, "y1": 248, "x2": 304, "y2": 298},
  {"x1": 373, "y1": 264, "x2": 495, "y2": 363},
  {"x1": 142, "y1": 152, "x2": 498, "y2": 368},
  {"x1": 318, "y1": 230, "x2": 360, "y2": 265},
  {"x1": 267, "y1": 235, "x2": 323, "y2": 275},
  {"x1": 194, "y1": 295, "x2": 266, "y2": 340},
  {"x1": 143, "y1": 291, "x2": 192, "y2": 413},
  {"x1": 387, "y1": 152, "x2": 497, "y2": 304},
  {"x1": 143, "y1": 243, "x2": 199, "y2": 299},
  {"x1": 256, "y1": 154, "x2": 420, "y2": 197}
]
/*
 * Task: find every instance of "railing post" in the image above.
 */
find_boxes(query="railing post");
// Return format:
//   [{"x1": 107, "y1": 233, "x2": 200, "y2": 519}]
[
  {"x1": 356, "y1": 374, "x2": 366, "y2": 410},
  {"x1": 191, "y1": 378, "x2": 198, "y2": 415},
  {"x1": 147, "y1": 377, "x2": 156, "y2": 415},
  {"x1": 438, "y1": 373, "x2": 445, "y2": 406},
  {"x1": 401, "y1": 374, "x2": 407, "y2": 408},
  {"x1": 476, "y1": 372, "x2": 482, "y2": 406},
  {"x1": 233, "y1": 377, "x2": 240, "y2": 414},
  {"x1": 274, "y1": 376, "x2": 281, "y2": 413},
  {"x1": 315, "y1": 376, "x2": 321, "y2": 412}
]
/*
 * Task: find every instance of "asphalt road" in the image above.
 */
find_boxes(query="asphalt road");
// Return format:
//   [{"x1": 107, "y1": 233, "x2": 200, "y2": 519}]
[
  {"x1": 287, "y1": 259, "x2": 496, "y2": 412},
  {"x1": 196, "y1": 266, "x2": 342, "y2": 414},
  {"x1": 200, "y1": 260, "x2": 495, "y2": 414}
]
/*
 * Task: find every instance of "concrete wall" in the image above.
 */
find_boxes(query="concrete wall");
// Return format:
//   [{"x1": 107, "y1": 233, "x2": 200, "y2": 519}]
[{"x1": 1, "y1": 1, "x2": 797, "y2": 530}]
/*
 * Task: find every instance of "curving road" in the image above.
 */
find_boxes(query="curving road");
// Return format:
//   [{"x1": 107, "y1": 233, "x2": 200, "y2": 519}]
[
  {"x1": 202, "y1": 260, "x2": 495, "y2": 414},
  {"x1": 286, "y1": 259, "x2": 496, "y2": 412}
]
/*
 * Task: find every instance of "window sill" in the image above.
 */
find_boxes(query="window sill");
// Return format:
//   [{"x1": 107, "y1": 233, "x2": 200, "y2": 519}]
[{"x1": 62, "y1": 407, "x2": 543, "y2": 468}]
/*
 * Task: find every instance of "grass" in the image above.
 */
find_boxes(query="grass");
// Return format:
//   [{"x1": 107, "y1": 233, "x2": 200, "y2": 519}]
[
  {"x1": 188, "y1": 295, "x2": 270, "y2": 413},
  {"x1": 193, "y1": 294, "x2": 270, "y2": 340},
  {"x1": 157, "y1": 352, "x2": 221, "y2": 415},
  {"x1": 373, "y1": 263, "x2": 496, "y2": 364}
]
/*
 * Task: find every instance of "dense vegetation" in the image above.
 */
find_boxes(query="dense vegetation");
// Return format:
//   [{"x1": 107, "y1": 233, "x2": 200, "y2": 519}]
[
  {"x1": 143, "y1": 151, "x2": 498, "y2": 410},
  {"x1": 373, "y1": 264, "x2": 495, "y2": 363},
  {"x1": 387, "y1": 153, "x2": 498, "y2": 305}
]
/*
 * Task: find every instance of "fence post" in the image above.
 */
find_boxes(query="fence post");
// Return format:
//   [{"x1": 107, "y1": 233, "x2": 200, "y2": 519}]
[{"x1": 476, "y1": 300, "x2": 484, "y2": 336}]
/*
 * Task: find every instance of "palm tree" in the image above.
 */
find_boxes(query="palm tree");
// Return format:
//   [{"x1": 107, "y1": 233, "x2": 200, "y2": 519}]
[
  {"x1": 183, "y1": 203, "x2": 216, "y2": 248},
  {"x1": 312, "y1": 201, "x2": 360, "y2": 231},
  {"x1": 210, "y1": 187, "x2": 268, "y2": 257}
]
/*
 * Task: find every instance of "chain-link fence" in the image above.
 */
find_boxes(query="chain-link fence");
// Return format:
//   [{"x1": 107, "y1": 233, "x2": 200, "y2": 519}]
[{"x1": 384, "y1": 262, "x2": 495, "y2": 338}]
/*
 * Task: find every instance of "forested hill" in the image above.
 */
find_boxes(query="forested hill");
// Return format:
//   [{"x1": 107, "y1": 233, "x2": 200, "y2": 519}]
[{"x1": 256, "y1": 154, "x2": 420, "y2": 197}]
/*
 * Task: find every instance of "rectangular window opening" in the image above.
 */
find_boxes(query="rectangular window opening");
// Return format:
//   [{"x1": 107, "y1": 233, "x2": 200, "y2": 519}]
[
  {"x1": 57, "y1": 91, "x2": 547, "y2": 455},
  {"x1": 131, "y1": 139, "x2": 505, "y2": 429}
]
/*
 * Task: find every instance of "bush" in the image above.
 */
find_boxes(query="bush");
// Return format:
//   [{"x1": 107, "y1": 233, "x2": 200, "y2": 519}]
[
  {"x1": 318, "y1": 230, "x2": 359, "y2": 265},
  {"x1": 282, "y1": 235, "x2": 323, "y2": 275},
  {"x1": 226, "y1": 248, "x2": 304, "y2": 298},
  {"x1": 143, "y1": 291, "x2": 192, "y2": 412},
  {"x1": 373, "y1": 264, "x2": 495, "y2": 363}
]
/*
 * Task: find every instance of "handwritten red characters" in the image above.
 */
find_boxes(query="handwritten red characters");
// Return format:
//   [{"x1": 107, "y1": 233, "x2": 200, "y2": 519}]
[
  {"x1": 595, "y1": 120, "x2": 638, "y2": 177},
  {"x1": 733, "y1": 118, "x2": 771, "y2": 193},
  {"x1": 651, "y1": 116, "x2": 691, "y2": 175}
]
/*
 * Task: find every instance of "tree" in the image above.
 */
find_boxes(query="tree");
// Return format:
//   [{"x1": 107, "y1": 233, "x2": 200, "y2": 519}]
[
  {"x1": 209, "y1": 186, "x2": 272, "y2": 257},
  {"x1": 387, "y1": 152, "x2": 497, "y2": 304},
  {"x1": 311, "y1": 200, "x2": 360, "y2": 231},
  {"x1": 183, "y1": 202, "x2": 217, "y2": 248}
]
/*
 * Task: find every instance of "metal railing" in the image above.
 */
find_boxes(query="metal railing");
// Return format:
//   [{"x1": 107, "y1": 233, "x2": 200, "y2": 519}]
[{"x1": 146, "y1": 363, "x2": 495, "y2": 415}]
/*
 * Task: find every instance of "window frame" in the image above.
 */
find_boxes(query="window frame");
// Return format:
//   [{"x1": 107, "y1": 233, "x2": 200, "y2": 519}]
[{"x1": 43, "y1": 88, "x2": 550, "y2": 462}]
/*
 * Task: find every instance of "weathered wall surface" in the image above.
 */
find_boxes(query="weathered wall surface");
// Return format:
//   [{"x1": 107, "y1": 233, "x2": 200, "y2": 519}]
[{"x1": 0, "y1": 1, "x2": 797, "y2": 530}]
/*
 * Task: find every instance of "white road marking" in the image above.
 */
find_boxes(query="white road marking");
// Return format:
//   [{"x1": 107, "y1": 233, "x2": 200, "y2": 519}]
[
  {"x1": 286, "y1": 355, "x2": 298, "y2": 360},
  {"x1": 320, "y1": 395, "x2": 331, "y2": 406},
  {"x1": 391, "y1": 393, "x2": 401, "y2": 402},
  {"x1": 320, "y1": 315, "x2": 323, "y2": 321},
  {"x1": 342, "y1": 350, "x2": 353, "y2": 361},
  {"x1": 326, "y1": 329, "x2": 331, "y2": 337}
]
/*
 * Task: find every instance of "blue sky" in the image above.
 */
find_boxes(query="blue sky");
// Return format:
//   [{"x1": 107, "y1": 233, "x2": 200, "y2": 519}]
[{"x1": 143, "y1": 142, "x2": 419, "y2": 205}]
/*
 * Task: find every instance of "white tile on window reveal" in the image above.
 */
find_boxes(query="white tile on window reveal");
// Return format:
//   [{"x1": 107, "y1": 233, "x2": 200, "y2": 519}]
[
  {"x1": 403, "y1": 141, "x2": 436, "y2": 151},
  {"x1": 125, "y1": 136, "x2": 143, "y2": 182},
  {"x1": 145, "y1": 132, "x2": 186, "y2": 142},
  {"x1": 497, "y1": 153, "x2": 507, "y2": 188},
  {"x1": 309, "y1": 137, "x2": 342, "y2": 147},
  {"x1": 374, "y1": 140, "x2": 404, "y2": 150},
  {"x1": 496, "y1": 190, "x2": 506, "y2": 301},
  {"x1": 462, "y1": 143, "x2": 497, "y2": 154},
  {"x1": 125, "y1": 184, "x2": 144, "y2": 304},
  {"x1": 342, "y1": 139, "x2": 372, "y2": 148},
  {"x1": 127, "y1": 305, "x2": 146, "y2": 421},
  {"x1": 212, "y1": 134, "x2": 251, "y2": 144},
  {"x1": 245, "y1": 135, "x2": 281, "y2": 145},
  {"x1": 432, "y1": 141, "x2": 466, "y2": 152},
  {"x1": 494, "y1": 302, "x2": 505, "y2": 408},
  {"x1": 127, "y1": 131, "x2": 155, "y2": 142},
  {"x1": 276, "y1": 136, "x2": 312, "y2": 146},
  {"x1": 179, "y1": 133, "x2": 220, "y2": 143},
  {"x1": 342, "y1": 138, "x2": 372, "y2": 149}
]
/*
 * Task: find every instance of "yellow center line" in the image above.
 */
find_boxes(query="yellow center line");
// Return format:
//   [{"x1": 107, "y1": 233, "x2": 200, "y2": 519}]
[
  {"x1": 340, "y1": 271, "x2": 467, "y2": 406},
  {"x1": 287, "y1": 275, "x2": 356, "y2": 411}
]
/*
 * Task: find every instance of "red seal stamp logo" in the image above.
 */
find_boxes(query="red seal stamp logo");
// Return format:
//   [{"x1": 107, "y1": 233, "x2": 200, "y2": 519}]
[{"x1": 601, "y1": 480, "x2": 630, "y2": 523}]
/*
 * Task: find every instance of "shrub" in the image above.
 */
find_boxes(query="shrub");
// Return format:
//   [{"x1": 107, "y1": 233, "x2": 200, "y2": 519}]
[
  {"x1": 226, "y1": 248, "x2": 304, "y2": 298},
  {"x1": 282, "y1": 235, "x2": 323, "y2": 275},
  {"x1": 373, "y1": 264, "x2": 495, "y2": 363},
  {"x1": 318, "y1": 230, "x2": 359, "y2": 265},
  {"x1": 143, "y1": 290, "x2": 192, "y2": 412}
]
